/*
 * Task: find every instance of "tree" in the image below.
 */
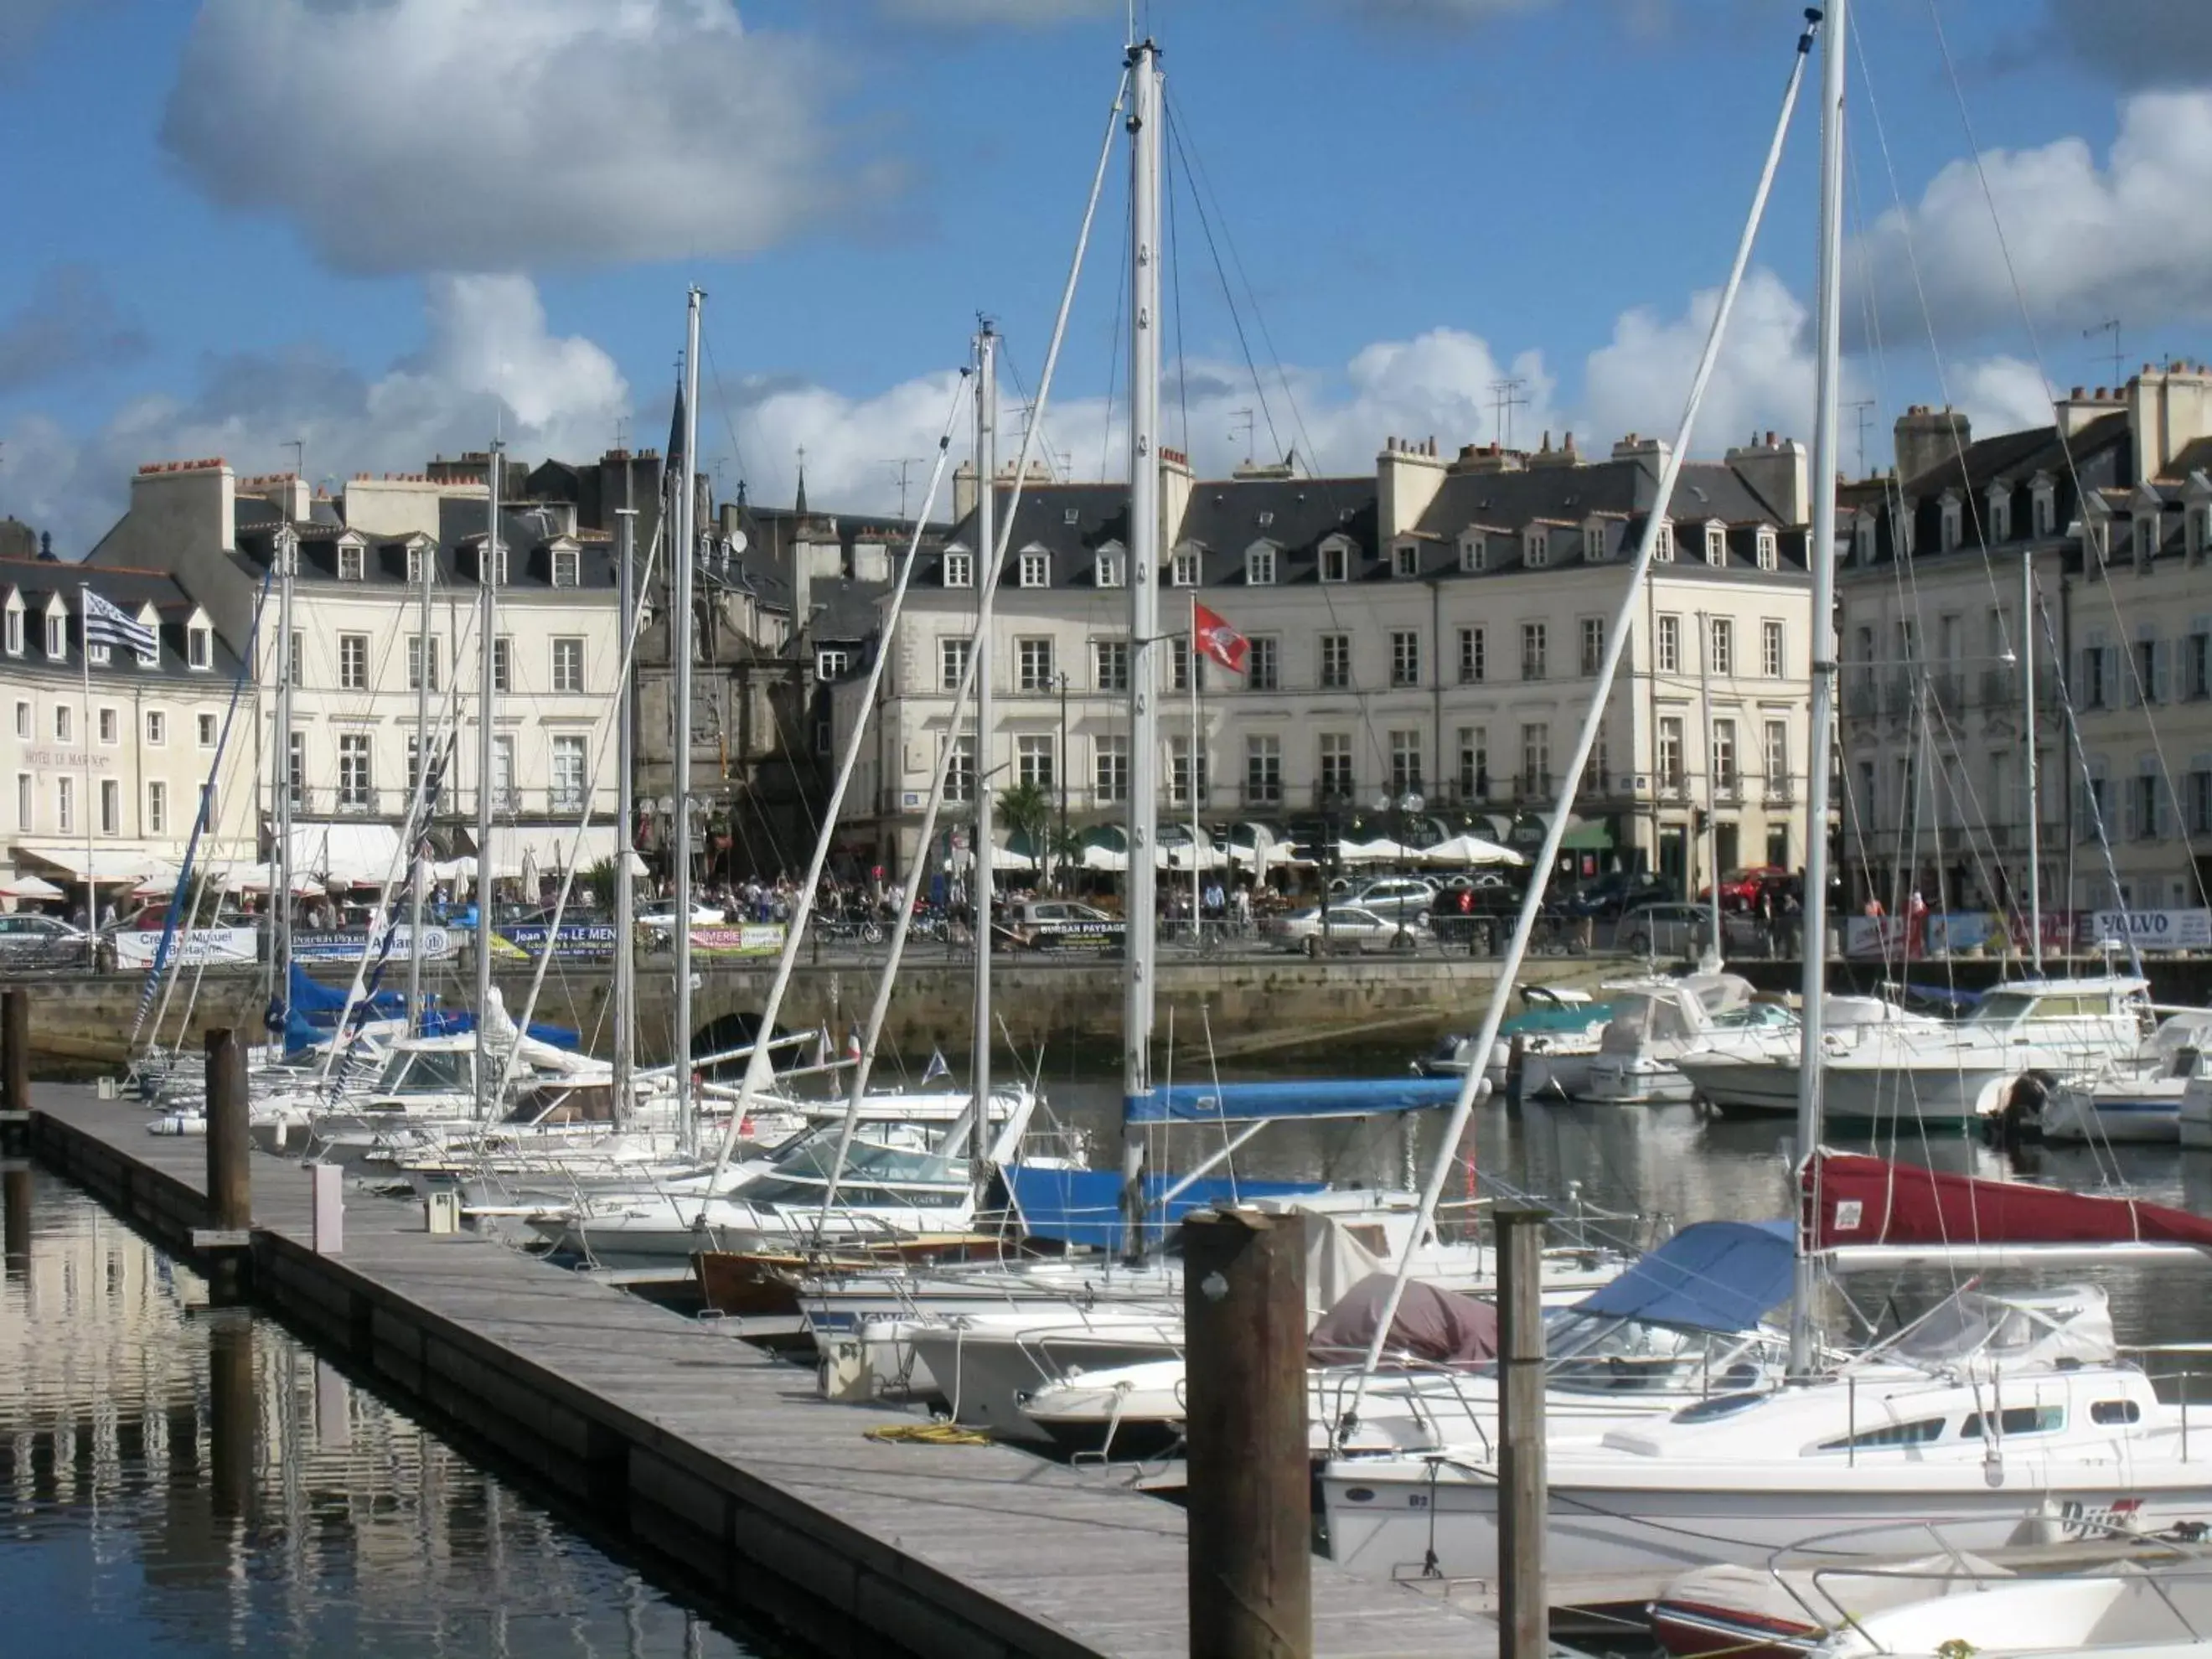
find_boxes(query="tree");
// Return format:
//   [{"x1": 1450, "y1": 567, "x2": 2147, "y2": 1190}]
[{"x1": 996, "y1": 780, "x2": 1052, "y2": 881}]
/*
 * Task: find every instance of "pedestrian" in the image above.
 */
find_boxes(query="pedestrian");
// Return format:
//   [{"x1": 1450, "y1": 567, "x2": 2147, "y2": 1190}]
[{"x1": 1757, "y1": 887, "x2": 1776, "y2": 959}]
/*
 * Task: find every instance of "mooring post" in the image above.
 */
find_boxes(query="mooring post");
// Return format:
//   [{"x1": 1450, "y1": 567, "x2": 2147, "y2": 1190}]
[
  {"x1": 3, "y1": 1165, "x2": 28, "y2": 1272},
  {"x1": 208, "y1": 1316, "x2": 256, "y2": 1520},
  {"x1": 1, "y1": 987, "x2": 27, "y2": 1117},
  {"x1": 1496, "y1": 1199, "x2": 1552, "y2": 1659},
  {"x1": 204, "y1": 1026, "x2": 250, "y2": 1231},
  {"x1": 1504, "y1": 1031, "x2": 1527, "y2": 1111},
  {"x1": 1184, "y1": 1206, "x2": 1311, "y2": 1659}
]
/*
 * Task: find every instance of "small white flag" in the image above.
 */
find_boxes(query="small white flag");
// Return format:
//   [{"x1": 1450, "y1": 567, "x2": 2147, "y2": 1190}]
[{"x1": 922, "y1": 1048, "x2": 950, "y2": 1085}]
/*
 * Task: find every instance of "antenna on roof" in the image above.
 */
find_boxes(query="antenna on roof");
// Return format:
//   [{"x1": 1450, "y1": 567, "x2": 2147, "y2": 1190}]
[
  {"x1": 1845, "y1": 400, "x2": 1875, "y2": 477},
  {"x1": 2085, "y1": 318, "x2": 2123, "y2": 388},
  {"x1": 1487, "y1": 377, "x2": 1529, "y2": 450},
  {"x1": 1230, "y1": 409, "x2": 1254, "y2": 468},
  {"x1": 285, "y1": 437, "x2": 305, "y2": 484}
]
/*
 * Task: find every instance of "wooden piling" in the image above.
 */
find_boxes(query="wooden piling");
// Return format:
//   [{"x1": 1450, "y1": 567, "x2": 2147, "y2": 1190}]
[
  {"x1": 3, "y1": 1165, "x2": 28, "y2": 1269},
  {"x1": 1504, "y1": 1032, "x2": 1527, "y2": 1110},
  {"x1": 2, "y1": 989, "x2": 26, "y2": 1116},
  {"x1": 1183, "y1": 1206, "x2": 1311, "y2": 1659},
  {"x1": 1495, "y1": 1200, "x2": 1552, "y2": 1659},
  {"x1": 208, "y1": 1317, "x2": 255, "y2": 1519},
  {"x1": 204, "y1": 1027, "x2": 250, "y2": 1232}
]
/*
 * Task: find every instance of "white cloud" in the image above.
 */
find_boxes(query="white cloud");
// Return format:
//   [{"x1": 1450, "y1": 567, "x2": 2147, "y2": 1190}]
[
  {"x1": 0, "y1": 264, "x2": 147, "y2": 393},
  {"x1": 161, "y1": 0, "x2": 879, "y2": 274},
  {"x1": 3, "y1": 276, "x2": 627, "y2": 553},
  {"x1": 1950, "y1": 355, "x2": 2059, "y2": 442},
  {"x1": 1853, "y1": 90, "x2": 2212, "y2": 344}
]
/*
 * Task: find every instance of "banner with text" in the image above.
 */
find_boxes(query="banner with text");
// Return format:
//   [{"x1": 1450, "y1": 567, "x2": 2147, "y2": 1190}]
[
  {"x1": 498, "y1": 923, "x2": 621, "y2": 962},
  {"x1": 2088, "y1": 909, "x2": 2212, "y2": 951},
  {"x1": 289, "y1": 926, "x2": 460, "y2": 964},
  {"x1": 115, "y1": 927, "x2": 259, "y2": 969},
  {"x1": 690, "y1": 923, "x2": 787, "y2": 958}
]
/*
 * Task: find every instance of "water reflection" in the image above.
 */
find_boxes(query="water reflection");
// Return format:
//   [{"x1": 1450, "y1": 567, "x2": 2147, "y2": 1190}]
[{"x1": 0, "y1": 1171, "x2": 773, "y2": 1658}]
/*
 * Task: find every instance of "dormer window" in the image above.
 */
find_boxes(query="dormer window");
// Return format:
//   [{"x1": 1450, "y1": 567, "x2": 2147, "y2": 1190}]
[
  {"x1": 1989, "y1": 489, "x2": 2011, "y2": 544},
  {"x1": 89, "y1": 639, "x2": 109, "y2": 666},
  {"x1": 1703, "y1": 523, "x2": 1727, "y2": 566},
  {"x1": 3, "y1": 608, "x2": 19, "y2": 659},
  {"x1": 134, "y1": 607, "x2": 158, "y2": 666},
  {"x1": 1856, "y1": 514, "x2": 1875, "y2": 564},
  {"x1": 943, "y1": 549, "x2": 974, "y2": 588},
  {"x1": 1171, "y1": 549, "x2": 1201, "y2": 587},
  {"x1": 2033, "y1": 481, "x2": 2056, "y2": 538},
  {"x1": 1095, "y1": 547, "x2": 1125, "y2": 588},
  {"x1": 1393, "y1": 542, "x2": 1419, "y2": 578},
  {"x1": 1755, "y1": 527, "x2": 1778, "y2": 571},
  {"x1": 1941, "y1": 495, "x2": 1962, "y2": 552},
  {"x1": 338, "y1": 542, "x2": 364, "y2": 581},
  {"x1": 1245, "y1": 544, "x2": 1278, "y2": 586},
  {"x1": 1257, "y1": 510, "x2": 1274, "y2": 529},
  {"x1": 494, "y1": 545, "x2": 508, "y2": 584},
  {"x1": 406, "y1": 544, "x2": 432, "y2": 587},
  {"x1": 1460, "y1": 534, "x2": 1486, "y2": 574},
  {"x1": 1062, "y1": 507, "x2": 1080, "y2": 526},
  {"x1": 1523, "y1": 528, "x2": 1548, "y2": 569},
  {"x1": 1584, "y1": 524, "x2": 1606, "y2": 562},
  {"x1": 188, "y1": 623, "x2": 212, "y2": 669},
  {"x1": 274, "y1": 533, "x2": 298, "y2": 576},
  {"x1": 2194, "y1": 506, "x2": 2212, "y2": 561},
  {"x1": 1319, "y1": 538, "x2": 1351, "y2": 583},
  {"x1": 551, "y1": 547, "x2": 580, "y2": 588},
  {"x1": 44, "y1": 611, "x2": 65, "y2": 660},
  {"x1": 1652, "y1": 521, "x2": 1675, "y2": 562},
  {"x1": 1019, "y1": 550, "x2": 1051, "y2": 588}
]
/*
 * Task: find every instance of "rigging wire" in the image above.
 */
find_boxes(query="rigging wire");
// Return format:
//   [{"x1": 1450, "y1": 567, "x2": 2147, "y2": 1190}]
[{"x1": 1162, "y1": 98, "x2": 1281, "y2": 464}]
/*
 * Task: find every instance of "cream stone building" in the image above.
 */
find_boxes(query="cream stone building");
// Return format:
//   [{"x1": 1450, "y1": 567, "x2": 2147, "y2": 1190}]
[{"x1": 835, "y1": 431, "x2": 1819, "y2": 893}]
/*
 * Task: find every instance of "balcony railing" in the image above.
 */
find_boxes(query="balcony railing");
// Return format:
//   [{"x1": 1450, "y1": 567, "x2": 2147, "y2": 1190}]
[{"x1": 282, "y1": 784, "x2": 610, "y2": 819}]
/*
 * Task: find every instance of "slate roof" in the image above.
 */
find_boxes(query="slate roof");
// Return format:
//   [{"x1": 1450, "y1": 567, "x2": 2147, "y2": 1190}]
[
  {"x1": 229, "y1": 499, "x2": 622, "y2": 593},
  {"x1": 1895, "y1": 410, "x2": 2131, "y2": 498},
  {"x1": 933, "y1": 483, "x2": 1132, "y2": 586},
  {"x1": 0, "y1": 556, "x2": 246, "y2": 685},
  {"x1": 1176, "y1": 476, "x2": 1377, "y2": 586}
]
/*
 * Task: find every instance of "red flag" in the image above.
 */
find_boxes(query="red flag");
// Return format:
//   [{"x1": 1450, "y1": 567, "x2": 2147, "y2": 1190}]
[{"x1": 1191, "y1": 602, "x2": 1249, "y2": 674}]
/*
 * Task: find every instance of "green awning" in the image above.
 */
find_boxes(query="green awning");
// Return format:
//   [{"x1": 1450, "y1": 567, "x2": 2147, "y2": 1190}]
[{"x1": 1558, "y1": 819, "x2": 1614, "y2": 851}]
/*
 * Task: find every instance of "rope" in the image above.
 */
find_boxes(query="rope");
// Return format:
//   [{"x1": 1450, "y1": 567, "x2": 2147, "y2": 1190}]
[{"x1": 865, "y1": 1420, "x2": 991, "y2": 1446}]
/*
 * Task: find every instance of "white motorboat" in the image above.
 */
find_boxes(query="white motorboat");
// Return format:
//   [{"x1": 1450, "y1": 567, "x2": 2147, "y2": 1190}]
[
  {"x1": 2041, "y1": 1013, "x2": 2212, "y2": 1145},
  {"x1": 1578, "y1": 974, "x2": 1789, "y2": 1104},
  {"x1": 1414, "y1": 985, "x2": 1613, "y2": 1093}
]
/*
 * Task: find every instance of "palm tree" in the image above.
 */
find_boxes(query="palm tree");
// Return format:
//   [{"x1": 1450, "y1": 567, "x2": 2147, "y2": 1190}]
[{"x1": 996, "y1": 780, "x2": 1052, "y2": 883}]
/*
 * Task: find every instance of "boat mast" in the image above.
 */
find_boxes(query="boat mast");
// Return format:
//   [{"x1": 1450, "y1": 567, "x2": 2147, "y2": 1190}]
[
  {"x1": 1791, "y1": 0, "x2": 1847, "y2": 1380},
  {"x1": 613, "y1": 487, "x2": 638, "y2": 1124},
  {"x1": 1700, "y1": 611, "x2": 1722, "y2": 972},
  {"x1": 474, "y1": 439, "x2": 502, "y2": 1120},
  {"x1": 972, "y1": 322, "x2": 997, "y2": 1180},
  {"x1": 2022, "y1": 550, "x2": 2043, "y2": 974},
  {"x1": 1120, "y1": 35, "x2": 1163, "y2": 1248},
  {"x1": 673, "y1": 288, "x2": 703, "y2": 1151},
  {"x1": 407, "y1": 527, "x2": 432, "y2": 1031},
  {"x1": 276, "y1": 525, "x2": 296, "y2": 1025}
]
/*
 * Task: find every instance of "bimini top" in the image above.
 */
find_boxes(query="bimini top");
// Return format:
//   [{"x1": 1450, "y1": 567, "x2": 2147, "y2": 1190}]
[
  {"x1": 1570, "y1": 1218, "x2": 1795, "y2": 1334},
  {"x1": 997, "y1": 1163, "x2": 1322, "y2": 1252},
  {"x1": 1124, "y1": 1076, "x2": 1463, "y2": 1124}
]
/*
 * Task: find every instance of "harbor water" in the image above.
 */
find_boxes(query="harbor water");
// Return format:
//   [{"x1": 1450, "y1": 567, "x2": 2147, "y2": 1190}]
[{"x1": 0, "y1": 1169, "x2": 784, "y2": 1659}]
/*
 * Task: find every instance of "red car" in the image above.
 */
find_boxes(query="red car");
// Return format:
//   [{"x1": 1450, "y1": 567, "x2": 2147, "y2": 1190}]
[{"x1": 1698, "y1": 866, "x2": 1790, "y2": 911}]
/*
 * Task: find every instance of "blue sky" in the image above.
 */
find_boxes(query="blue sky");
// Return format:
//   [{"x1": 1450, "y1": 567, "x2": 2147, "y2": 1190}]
[{"x1": 3, "y1": 0, "x2": 2209, "y2": 547}]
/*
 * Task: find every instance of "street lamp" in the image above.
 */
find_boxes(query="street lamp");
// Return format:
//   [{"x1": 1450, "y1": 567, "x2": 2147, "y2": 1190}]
[{"x1": 1055, "y1": 669, "x2": 1070, "y2": 895}]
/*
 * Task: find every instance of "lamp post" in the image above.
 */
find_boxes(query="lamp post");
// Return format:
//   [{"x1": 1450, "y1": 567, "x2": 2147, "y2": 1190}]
[{"x1": 1055, "y1": 669, "x2": 1070, "y2": 895}]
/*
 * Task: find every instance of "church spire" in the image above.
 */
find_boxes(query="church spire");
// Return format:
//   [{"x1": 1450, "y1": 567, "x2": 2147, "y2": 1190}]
[{"x1": 794, "y1": 445, "x2": 808, "y2": 517}]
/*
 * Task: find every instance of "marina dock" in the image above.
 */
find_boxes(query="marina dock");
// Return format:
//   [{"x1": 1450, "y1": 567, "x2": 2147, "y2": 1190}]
[{"x1": 25, "y1": 1084, "x2": 1502, "y2": 1659}]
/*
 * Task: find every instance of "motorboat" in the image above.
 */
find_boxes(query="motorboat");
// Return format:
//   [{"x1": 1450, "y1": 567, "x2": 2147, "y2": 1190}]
[
  {"x1": 2041, "y1": 1013, "x2": 2212, "y2": 1145},
  {"x1": 1577, "y1": 974, "x2": 1792, "y2": 1104},
  {"x1": 1414, "y1": 985, "x2": 1613, "y2": 1092}
]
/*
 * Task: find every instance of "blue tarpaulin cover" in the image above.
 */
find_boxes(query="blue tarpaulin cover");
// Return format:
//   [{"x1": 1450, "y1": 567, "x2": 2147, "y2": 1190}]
[
  {"x1": 1570, "y1": 1218, "x2": 1795, "y2": 1332},
  {"x1": 1124, "y1": 1076, "x2": 1463, "y2": 1124},
  {"x1": 998, "y1": 1164, "x2": 1322, "y2": 1252}
]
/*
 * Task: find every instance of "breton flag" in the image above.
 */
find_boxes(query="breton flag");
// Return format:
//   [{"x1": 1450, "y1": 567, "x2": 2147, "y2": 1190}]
[
  {"x1": 1191, "y1": 602, "x2": 1249, "y2": 674},
  {"x1": 83, "y1": 589, "x2": 158, "y2": 659}
]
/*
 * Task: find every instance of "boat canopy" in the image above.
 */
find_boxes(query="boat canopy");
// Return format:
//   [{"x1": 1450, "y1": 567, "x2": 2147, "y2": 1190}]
[
  {"x1": 998, "y1": 1164, "x2": 1320, "y2": 1252},
  {"x1": 1807, "y1": 1150, "x2": 2212, "y2": 1255},
  {"x1": 1570, "y1": 1218, "x2": 1795, "y2": 1333},
  {"x1": 1125, "y1": 1077, "x2": 1463, "y2": 1124},
  {"x1": 1307, "y1": 1273, "x2": 1499, "y2": 1367}
]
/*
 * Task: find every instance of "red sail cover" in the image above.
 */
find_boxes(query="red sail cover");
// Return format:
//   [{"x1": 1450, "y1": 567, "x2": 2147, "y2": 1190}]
[{"x1": 1806, "y1": 1151, "x2": 2212, "y2": 1252}]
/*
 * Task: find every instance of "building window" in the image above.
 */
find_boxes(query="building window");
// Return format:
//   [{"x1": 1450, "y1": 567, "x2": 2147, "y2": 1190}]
[
  {"x1": 1658, "y1": 716, "x2": 1685, "y2": 790},
  {"x1": 551, "y1": 736, "x2": 587, "y2": 813},
  {"x1": 1755, "y1": 527, "x2": 1779, "y2": 571},
  {"x1": 99, "y1": 778, "x2": 120, "y2": 836},
  {"x1": 338, "y1": 734, "x2": 373, "y2": 811},
  {"x1": 132, "y1": 612, "x2": 156, "y2": 667},
  {"x1": 1247, "y1": 636, "x2": 1278, "y2": 691},
  {"x1": 406, "y1": 545, "x2": 432, "y2": 587},
  {"x1": 286, "y1": 629, "x2": 303, "y2": 686},
  {"x1": 1579, "y1": 617, "x2": 1605, "y2": 677},
  {"x1": 1010, "y1": 637, "x2": 1051, "y2": 693},
  {"x1": 55, "y1": 777, "x2": 71, "y2": 834},
  {"x1": 943, "y1": 550, "x2": 974, "y2": 588},
  {"x1": 44, "y1": 612, "x2": 64, "y2": 659},
  {"x1": 815, "y1": 646, "x2": 851, "y2": 681},
  {"x1": 287, "y1": 731, "x2": 305, "y2": 808},
  {"x1": 11, "y1": 700, "x2": 24, "y2": 740},
  {"x1": 197, "y1": 712, "x2": 217, "y2": 747},
  {"x1": 2185, "y1": 628, "x2": 2211, "y2": 700},
  {"x1": 1521, "y1": 621, "x2": 1546, "y2": 681},
  {"x1": 1095, "y1": 549, "x2": 1125, "y2": 588},
  {"x1": 145, "y1": 710, "x2": 165, "y2": 746},
  {"x1": 1765, "y1": 719, "x2": 1790, "y2": 797},
  {"x1": 939, "y1": 637, "x2": 970, "y2": 690},
  {"x1": 199, "y1": 781, "x2": 216, "y2": 826},
  {"x1": 1460, "y1": 535, "x2": 1486, "y2": 574},
  {"x1": 2034, "y1": 488, "x2": 2055, "y2": 537},
  {"x1": 490, "y1": 734, "x2": 514, "y2": 810},
  {"x1": 1319, "y1": 633, "x2": 1351, "y2": 690},
  {"x1": 487, "y1": 544, "x2": 508, "y2": 585},
  {"x1": 2137, "y1": 515, "x2": 2159, "y2": 564},
  {"x1": 1989, "y1": 494, "x2": 2010, "y2": 544},
  {"x1": 1318, "y1": 733, "x2": 1354, "y2": 799},
  {"x1": 54, "y1": 705, "x2": 69, "y2": 742},
  {"x1": 97, "y1": 706, "x2": 117, "y2": 745},
  {"x1": 493, "y1": 636, "x2": 513, "y2": 694},
  {"x1": 1169, "y1": 736, "x2": 1208, "y2": 808},
  {"x1": 1458, "y1": 626, "x2": 1485, "y2": 685},
  {"x1": 1524, "y1": 528, "x2": 1549, "y2": 569},
  {"x1": 1653, "y1": 521, "x2": 1675, "y2": 562},
  {"x1": 945, "y1": 736, "x2": 974, "y2": 804},
  {"x1": 1170, "y1": 638, "x2": 1204, "y2": 694},
  {"x1": 1519, "y1": 723, "x2": 1549, "y2": 795},
  {"x1": 551, "y1": 547, "x2": 580, "y2": 588},
  {"x1": 14, "y1": 774, "x2": 29, "y2": 832},
  {"x1": 551, "y1": 637, "x2": 585, "y2": 694},
  {"x1": 1710, "y1": 618, "x2": 1734, "y2": 676},
  {"x1": 1456, "y1": 726, "x2": 1489, "y2": 801},
  {"x1": 1093, "y1": 735, "x2": 1128, "y2": 803},
  {"x1": 1019, "y1": 550, "x2": 1051, "y2": 588},
  {"x1": 3, "y1": 610, "x2": 18, "y2": 657},
  {"x1": 1393, "y1": 543, "x2": 1419, "y2": 578},
  {"x1": 1171, "y1": 549, "x2": 1201, "y2": 587},
  {"x1": 407, "y1": 635, "x2": 442, "y2": 692},
  {"x1": 1320, "y1": 540, "x2": 1351, "y2": 583},
  {"x1": 146, "y1": 779, "x2": 166, "y2": 836},
  {"x1": 1584, "y1": 524, "x2": 1607, "y2": 561},
  {"x1": 1388, "y1": 729, "x2": 1423, "y2": 795},
  {"x1": 1245, "y1": 735, "x2": 1282, "y2": 804},
  {"x1": 90, "y1": 638, "x2": 113, "y2": 667},
  {"x1": 1247, "y1": 545, "x2": 1279, "y2": 586},
  {"x1": 1942, "y1": 499, "x2": 1963, "y2": 551},
  {"x1": 406, "y1": 733, "x2": 425, "y2": 793},
  {"x1": 339, "y1": 543, "x2": 364, "y2": 581},
  {"x1": 339, "y1": 632, "x2": 370, "y2": 690},
  {"x1": 1093, "y1": 638, "x2": 1129, "y2": 692},
  {"x1": 1762, "y1": 618, "x2": 1785, "y2": 678},
  {"x1": 2194, "y1": 508, "x2": 2212, "y2": 561},
  {"x1": 1012, "y1": 733, "x2": 1054, "y2": 790},
  {"x1": 2135, "y1": 772, "x2": 2163, "y2": 840},
  {"x1": 1713, "y1": 718, "x2": 1738, "y2": 793},
  {"x1": 1704, "y1": 524, "x2": 1727, "y2": 566},
  {"x1": 1389, "y1": 630, "x2": 1421, "y2": 688}
]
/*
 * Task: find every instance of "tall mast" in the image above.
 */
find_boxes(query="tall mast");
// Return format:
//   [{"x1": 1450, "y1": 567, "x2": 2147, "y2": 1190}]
[
  {"x1": 407, "y1": 532, "x2": 432, "y2": 1031},
  {"x1": 614, "y1": 489, "x2": 638, "y2": 1124},
  {"x1": 275, "y1": 526, "x2": 296, "y2": 1019},
  {"x1": 1790, "y1": 0, "x2": 1847, "y2": 1379},
  {"x1": 2022, "y1": 550, "x2": 2043, "y2": 973},
  {"x1": 1120, "y1": 36, "x2": 1163, "y2": 1247},
  {"x1": 474, "y1": 440, "x2": 503, "y2": 1119},
  {"x1": 971, "y1": 323, "x2": 997, "y2": 1175},
  {"x1": 673, "y1": 289, "x2": 703, "y2": 1150}
]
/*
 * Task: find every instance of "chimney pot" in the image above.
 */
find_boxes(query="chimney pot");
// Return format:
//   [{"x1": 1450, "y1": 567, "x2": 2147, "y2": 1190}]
[
  {"x1": 1765, "y1": 430, "x2": 1776, "y2": 447},
  {"x1": 2072, "y1": 385, "x2": 2085, "y2": 399}
]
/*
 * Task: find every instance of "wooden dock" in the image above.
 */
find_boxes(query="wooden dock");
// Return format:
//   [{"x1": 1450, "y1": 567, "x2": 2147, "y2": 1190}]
[{"x1": 28, "y1": 1086, "x2": 1501, "y2": 1659}]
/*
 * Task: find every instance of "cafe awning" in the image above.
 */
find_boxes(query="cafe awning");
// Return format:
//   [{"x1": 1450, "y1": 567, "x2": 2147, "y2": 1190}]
[
  {"x1": 13, "y1": 843, "x2": 180, "y2": 884},
  {"x1": 287, "y1": 822, "x2": 406, "y2": 886}
]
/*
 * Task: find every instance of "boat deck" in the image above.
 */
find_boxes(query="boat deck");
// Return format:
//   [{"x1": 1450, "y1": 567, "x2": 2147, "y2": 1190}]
[{"x1": 28, "y1": 1084, "x2": 1499, "y2": 1659}]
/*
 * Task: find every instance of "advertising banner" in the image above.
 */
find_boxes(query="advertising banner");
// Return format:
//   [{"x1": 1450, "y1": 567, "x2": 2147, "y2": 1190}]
[
  {"x1": 2088, "y1": 909, "x2": 2212, "y2": 951},
  {"x1": 498, "y1": 923, "x2": 621, "y2": 962},
  {"x1": 290, "y1": 926, "x2": 460, "y2": 964},
  {"x1": 116, "y1": 927, "x2": 259, "y2": 969},
  {"x1": 690, "y1": 923, "x2": 787, "y2": 958}
]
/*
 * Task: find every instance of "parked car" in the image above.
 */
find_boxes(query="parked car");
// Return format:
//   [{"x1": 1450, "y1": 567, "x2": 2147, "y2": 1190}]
[
  {"x1": 1343, "y1": 876, "x2": 1439, "y2": 923},
  {"x1": 1269, "y1": 904, "x2": 1423, "y2": 956},
  {"x1": 0, "y1": 912, "x2": 96, "y2": 969},
  {"x1": 1698, "y1": 865, "x2": 1791, "y2": 911},
  {"x1": 636, "y1": 901, "x2": 729, "y2": 932},
  {"x1": 1616, "y1": 902, "x2": 1761, "y2": 959},
  {"x1": 1560, "y1": 871, "x2": 1673, "y2": 920}
]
